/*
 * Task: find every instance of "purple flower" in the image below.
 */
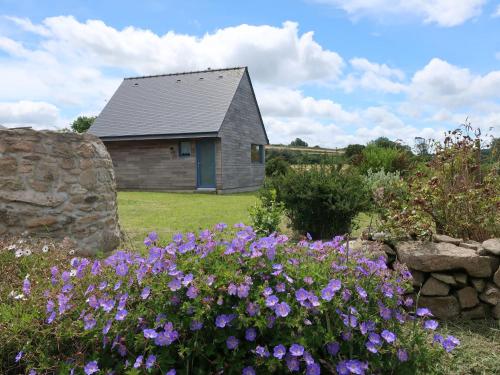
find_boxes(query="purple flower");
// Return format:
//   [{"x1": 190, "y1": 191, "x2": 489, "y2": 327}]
[
  {"x1": 186, "y1": 286, "x2": 199, "y2": 299},
  {"x1": 265, "y1": 295, "x2": 279, "y2": 307},
  {"x1": 15, "y1": 351, "x2": 23, "y2": 362},
  {"x1": 102, "y1": 319, "x2": 112, "y2": 335},
  {"x1": 368, "y1": 332, "x2": 381, "y2": 345},
  {"x1": 273, "y1": 344, "x2": 286, "y2": 359},
  {"x1": 246, "y1": 302, "x2": 259, "y2": 316},
  {"x1": 263, "y1": 287, "x2": 273, "y2": 296},
  {"x1": 190, "y1": 320, "x2": 203, "y2": 331},
  {"x1": 276, "y1": 282, "x2": 286, "y2": 292},
  {"x1": 286, "y1": 356, "x2": 300, "y2": 372},
  {"x1": 397, "y1": 349, "x2": 409, "y2": 362},
  {"x1": 140, "y1": 287, "x2": 151, "y2": 300},
  {"x1": 424, "y1": 319, "x2": 439, "y2": 330},
  {"x1": 289, "y1": 343, "x2": 304, "y2": 357},
  {"x1": 145, "y1": 354, "x2": 156, "y2": 369},
  {"x1": 115, "y1": 262, "x2": 128, "y2": 277},
  {"x1": 255, "y1": 345, "x2": 270, "y2": 357},
  {"x1": 296, "y1": 288, "x2": 309, "y2": 302},
  {"x1": 275, "y1": 302, "x2": 291, "y2": 317},
  {"x1": 226, "y1": 336, "x2": 239, "y2": 350},
  {"x1": 83, "y1": 314, "x2": 96, "y2": 330},
  {"x1": 306, "y1": 363, "x2": 321, "y2": 375},
  {"x1": 143, "y1": 328, "x2": 158, "y2": 339},
  {"x1": 442, "y1": 335, "x2": 460, "y2": 352},
  {"x1": 416, "y1": 307, "x2": 433, "y2": 317},
  {"x1": 84, "y1": 361, "x2": 99, "y2": 375},
  {"x1": 242, "y1": 367, "x2": 255, "y2": 375},
  {"x1": 166, "y1": 370, "x2": 176, "y2": 375},
  {"x1": 134, "y1": 355, "x2": 143, "y2": 368},
  {"x1": 237, "y1": 284, "x2": 250, "y2": 298},
  {"x1": 381, "y1": 330, "x2": 396, "y2": 344},
  {"x1": 23, "y1": 278, "x2": 31, "y2": 295},
  {"x1": 168, "y1": 278, "x2": 181, "y2": 291},
  {"x1": 245, "y1": 328, "x2": 257, "y2": 341},
  {"x1": 339, "y1": 359, "x2": 368, "y2": 375},
  {"x1": 115, "y1": 309, "x2": 128, "y2": 321},
  {"x1": 365, "y1": 341, "x2": 378, "y2": 353},
  {"x1": 215, "y1": 314, "x2": 235, "y2": 328},
  {"x1": 326, "y1": 342, "x2": 340, "y2": 356}
]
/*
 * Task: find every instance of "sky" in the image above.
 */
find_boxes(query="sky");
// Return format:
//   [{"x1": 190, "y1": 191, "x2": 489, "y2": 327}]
[{"x1": 0, "y1": 0, "x2": 499, "y2": 148}]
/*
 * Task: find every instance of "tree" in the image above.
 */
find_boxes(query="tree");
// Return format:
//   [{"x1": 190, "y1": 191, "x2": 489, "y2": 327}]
[
  {"x1": 290, "y1": 138, "x2": 308, "y2": 147},
  {"x1": 71, "y1": 116, "x2": 96, "y2": 133},
  {"x1": 345, "y1": 144, "x2": 365, "y2": 158},
  {"x1": 414, "y1": 137, "x2": 430, "y2": 157}
]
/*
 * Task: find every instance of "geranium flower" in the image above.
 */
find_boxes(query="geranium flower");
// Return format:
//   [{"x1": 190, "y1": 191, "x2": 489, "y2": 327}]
[
  {"x1": 265, "y1": 295, "x2": 279, "y2": 307},
  {"x1": 326, "y1": 342, "x2": 340, "y2": 356},
  {"x1": 255, "y1": 345, "x2": 270, "y2": 357},
  {"x1": 273, "y1": 344, "x2": 286, "y2": 359},
  {"x1": 145, "y1": 354, "x2": 156, "y2": 369},
  {"x1": 242, "y1": 366, "x2": 255, "y2": 375},
  {"x1": 245, "y1": 328, "x2": 257, "y2": 341},
  {"x1": 133, "y1": 355, "x2": 143, "y2": 368},
  {"x1": 83, "y1": 361, "x2": 99, "y2": 374},
  {"x1": 442, "y1": 336, "x2": 460, "y2": 352},
  {"x1": 143, "y1": 328, "x2": 158, "y2": 339},
  {"x1": 226, "y1": 336, "x2": 239, "y2": 350},
  {"x1": 397, "y1": 349, "x2": 409, "y2": 362},
  {"x1": 424, "y1": 320, "x2": 439, "y2": 330},
  {"x1": 289, "y1": 343, "x2": 304, "y2": 357},
  {"x1": 381, "y1": 330, "x2": 396, "y2": 344},
  {"x1": 306, "y1": 363, "x2": 320, "y2": 375},
  {"x1": 15, "y1": 351, "x2": 23, "y2": 362},
  {"x1": 115, "y1": 309, "x2": 127, "y2": 321}
]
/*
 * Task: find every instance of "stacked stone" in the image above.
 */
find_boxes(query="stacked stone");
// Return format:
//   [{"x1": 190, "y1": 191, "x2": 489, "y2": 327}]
[
  {"x1": 0, "y1": 128, "x2": 121, "y2": 255},
  {"x1": 396, "y1": 236, "x2": 500, "y2": 320}
]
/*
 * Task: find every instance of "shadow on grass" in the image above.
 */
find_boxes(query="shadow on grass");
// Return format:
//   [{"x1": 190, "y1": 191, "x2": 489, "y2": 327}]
[{"x1": 438, "y1": 319, "x2": 500, "y2": 375}]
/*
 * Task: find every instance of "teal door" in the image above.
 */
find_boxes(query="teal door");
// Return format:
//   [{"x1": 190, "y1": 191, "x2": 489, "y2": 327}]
[{"x1": 196, "y1": 139, "x2": 216, "y2": 188}]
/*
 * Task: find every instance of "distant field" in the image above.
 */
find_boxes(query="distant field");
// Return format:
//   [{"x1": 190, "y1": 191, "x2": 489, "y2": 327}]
[
  {"x1": 117, "y1": 191, "x2": 258, "y2": 248},
  {"x1": 266, "y1": 144, "x2": 344, "y2": 154}
]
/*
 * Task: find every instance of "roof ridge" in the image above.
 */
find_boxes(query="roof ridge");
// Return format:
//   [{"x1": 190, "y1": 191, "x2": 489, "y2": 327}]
[{"x1": 124, "y1": 66, "x2": 247, "y2": 80}]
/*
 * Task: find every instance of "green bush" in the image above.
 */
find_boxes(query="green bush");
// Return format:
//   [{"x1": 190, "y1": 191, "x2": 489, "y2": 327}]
[
  {"x1": 273, "y1": 166, "x2": 370, "y2": 239},
  {"x1": 359, "y1": 144, "x2": 412, "y2": 174},
  {"x1": 265, "y1": 157, "x2": 290, "y2": 177},
  {"x1": 378, "y1": 125, "x2": 500, "y2": 241},
  {"x1": 249, "y1": 187, "x2": 285, "y2": 236},
  {"x1": 2, "y1": 229, "x2": 457, "y2": 374}
]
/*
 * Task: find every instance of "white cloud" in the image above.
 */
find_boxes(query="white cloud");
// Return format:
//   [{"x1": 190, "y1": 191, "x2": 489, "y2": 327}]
[
  {"x1": 316, "y1": 0, "x2": 485, "y2": 27},
  {"x1": 493, "y1": 5, "x2": 500, "y2": 17},
  {"x1": 0, "y1": 101, "x2": 60, "y2": 129},
  {"x1": 341, "y1": 58, "x2": 406, "y2": 93},
  {"x1": 408, "y1": 58, "x2": 500, "y2": 110},
  {"x1": 256, "y1": 86, "x2": 359, "y2": 123},
  {"x1": 6, "y1": 16, "x2": 343, "y2": 86}
]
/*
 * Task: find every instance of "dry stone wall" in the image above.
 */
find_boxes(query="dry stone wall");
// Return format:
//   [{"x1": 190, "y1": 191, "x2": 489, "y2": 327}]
[
  {"x1": 351, "y1": 235, "x2": 500, "y2": 320},
  {"x1": 0, "y1": 128, "x2": 121, "y2": 255}
]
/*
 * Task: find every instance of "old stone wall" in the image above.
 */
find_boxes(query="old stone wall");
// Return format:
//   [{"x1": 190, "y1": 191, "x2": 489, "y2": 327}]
[
  {"x1": 0, "y1": 128, "x2": 121, "y2": 255},
  {"x1": 351, "y1": 235, "x2": 500, "y2": 320}
]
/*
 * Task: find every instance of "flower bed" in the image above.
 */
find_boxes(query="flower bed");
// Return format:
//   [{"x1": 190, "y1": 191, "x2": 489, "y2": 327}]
[{"x1": 4, "y1": 225, "x2": 458, "y2": 374}]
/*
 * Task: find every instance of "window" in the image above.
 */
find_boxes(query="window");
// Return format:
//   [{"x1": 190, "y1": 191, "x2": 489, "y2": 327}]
[
  {"x1": 179, "y1": 141, "x2": 191, "y2": 157},
  {"x1": 251, "y1": 144, "x2": 264, "y2": 163}
]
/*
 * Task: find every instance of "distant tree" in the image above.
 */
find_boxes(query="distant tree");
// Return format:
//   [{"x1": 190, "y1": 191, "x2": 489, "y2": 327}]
[
  {"x1": 414, "y1": 137, "x2": 430, "y2": 157},
  {"x1": 345, "y1": 144, "x2": 365, "y2": 159},
  {"x1": 71, "y1": 116, "x2": 96, "y2": 133},
  {"x1": 290, "y1": 138, "x2": 308, "y2": 147}
]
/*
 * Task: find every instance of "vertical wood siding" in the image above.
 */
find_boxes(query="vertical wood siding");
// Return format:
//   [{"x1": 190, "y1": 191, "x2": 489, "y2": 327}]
[{"x1": 219, "y1": 72, "x2": 267, "y2": 191}]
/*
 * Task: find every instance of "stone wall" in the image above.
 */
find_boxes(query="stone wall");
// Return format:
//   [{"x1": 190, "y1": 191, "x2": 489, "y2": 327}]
[
  {"x1": 0, "y1": 128, "x2": 121, "y2": 255},
  {"x1": 352, "y1": 236, "x2": 500, "y2": 320}
]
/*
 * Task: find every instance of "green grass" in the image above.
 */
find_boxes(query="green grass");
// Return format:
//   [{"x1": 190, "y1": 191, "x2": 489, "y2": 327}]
[{"x1": 118, "y1": 191, "x2": 258, "y2": 247}]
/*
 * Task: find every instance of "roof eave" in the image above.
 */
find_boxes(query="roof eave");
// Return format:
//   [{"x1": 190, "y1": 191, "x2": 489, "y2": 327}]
[{"x1": 98, "y1": 132, "x2": 219, "y2": 141}]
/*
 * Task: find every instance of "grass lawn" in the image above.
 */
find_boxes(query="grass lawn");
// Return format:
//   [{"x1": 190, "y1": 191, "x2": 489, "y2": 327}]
[{"x1": 118, "y1": 191, "x2": 258, "y2": 248}]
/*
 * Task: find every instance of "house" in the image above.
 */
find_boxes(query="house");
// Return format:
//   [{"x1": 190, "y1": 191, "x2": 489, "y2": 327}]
[{"x1": 89, "y1": 67, "x2": 268, "y2": 193}]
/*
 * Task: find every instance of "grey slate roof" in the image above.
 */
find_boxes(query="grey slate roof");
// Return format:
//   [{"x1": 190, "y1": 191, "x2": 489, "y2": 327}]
[{"x1": 89, "y1": 67, "x2": 247, "y2": 139}]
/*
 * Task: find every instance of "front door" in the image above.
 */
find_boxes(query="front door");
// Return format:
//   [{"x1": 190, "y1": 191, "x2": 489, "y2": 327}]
[{"x1": 196, "y1": 139, "x2": 216, "y2": 188}]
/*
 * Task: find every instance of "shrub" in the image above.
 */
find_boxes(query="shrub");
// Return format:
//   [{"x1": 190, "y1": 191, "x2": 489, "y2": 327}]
[
  {"x1": 249, "y1": 187, "x2": 285, "y2": 236},
  {"x1": 2, "y1": 227, "x2": 458, "y2": 374},
  {"x1": 358, "y1": 144, "x2": 412, "y2": 175},
  {"x1": 272, "y1": 166, "x2": 370, "y2": 239},
  {"x1": 265, "y1": 158, "x2": 290, "y2": 177},
  {"x1": 378, "y1": 125, "x2": 500, "y2": 241}
]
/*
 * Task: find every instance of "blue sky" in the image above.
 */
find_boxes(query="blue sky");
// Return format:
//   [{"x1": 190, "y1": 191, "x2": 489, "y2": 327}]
[{"x1": 0, "y1": 0, "x2": 499, "y2": 147}]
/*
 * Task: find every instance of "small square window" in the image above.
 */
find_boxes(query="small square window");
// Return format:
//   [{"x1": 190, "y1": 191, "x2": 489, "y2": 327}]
[
  {"x1": 251, "y1": 144, "x2": 264, "y2": 163},
  {"x1": 179, "y1": 141, "x2": 191, "y2": 157}
]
